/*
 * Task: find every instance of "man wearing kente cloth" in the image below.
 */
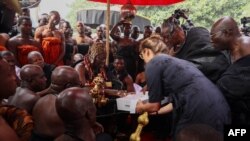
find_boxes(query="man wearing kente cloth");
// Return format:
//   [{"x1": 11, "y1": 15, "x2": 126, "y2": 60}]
[
  {"x1": 35, "y1": 11, "x2": 65, "y2": 66},
  {"x1": 7, "y1": 16, "x2": 41, "y2": 67},
  {"x1": 0, "y1": 33, "x2": 9, "y2": 51}
]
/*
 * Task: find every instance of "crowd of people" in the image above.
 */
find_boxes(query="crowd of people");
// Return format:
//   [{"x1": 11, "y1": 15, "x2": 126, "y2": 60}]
[{"x1": 0, "y1": 5, "x2": 250, "y2": 141}]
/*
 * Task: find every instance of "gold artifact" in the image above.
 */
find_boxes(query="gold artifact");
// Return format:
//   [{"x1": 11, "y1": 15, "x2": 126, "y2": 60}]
[
  {"x1": 130, "y1": 112, "x2": 149, "y2": 141},
  {"x1": 89, "y1": 74, "x2": 108, "y2": 107}
]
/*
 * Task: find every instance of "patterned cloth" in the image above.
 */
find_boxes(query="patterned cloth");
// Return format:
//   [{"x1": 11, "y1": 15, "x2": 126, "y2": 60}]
[{"x1": 0, "y1": 105, "x2": 33, "y2": 141}]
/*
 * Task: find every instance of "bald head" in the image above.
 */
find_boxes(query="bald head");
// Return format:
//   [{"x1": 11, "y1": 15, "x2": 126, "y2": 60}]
[
  {"x1": 27, "y1": 51, "x2": 44, "y2": 68},
  {"x1": 210, "y1": 16, "x2": 241, "y2": 50},
  {"x1": 28, "y1": 51, "x2": 42, "y2": 60},
  {"x1": 20, "y1": 64, "x2": 46, "y2": 91},
  {"x1": 73, "y1": 53, "x2": 84, "y2": 63},
  {"x1": 56, "y1": 87, "x2": 96, "y2": 124},
  {"x1": 51, "y1": 66, "x2": 80, "y2": 89},
  {"x1": 211, "y1": 16, "x2": 240, "y2": 36},
  {"x1": 20, "y1": 64, "x2": 42, "y2": 81}
]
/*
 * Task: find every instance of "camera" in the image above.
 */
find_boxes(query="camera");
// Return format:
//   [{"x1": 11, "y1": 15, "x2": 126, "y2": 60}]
[
  {"x1": 241, "y1": 17, "x2": 250, "y2": 24},
  {"x1": 240, "y1": 17, "x2": 250, "y2": 36}
]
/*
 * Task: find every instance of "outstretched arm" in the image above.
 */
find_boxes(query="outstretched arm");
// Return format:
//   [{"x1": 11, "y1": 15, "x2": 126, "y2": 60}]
[{"x1": 110, "y1": 20, "x2": 124, "y2": 41}]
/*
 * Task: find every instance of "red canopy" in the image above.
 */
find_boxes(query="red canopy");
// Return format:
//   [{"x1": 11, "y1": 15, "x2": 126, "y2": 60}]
[{"x1": 89, "y1": 0, "x2": 184, "y2": 6}]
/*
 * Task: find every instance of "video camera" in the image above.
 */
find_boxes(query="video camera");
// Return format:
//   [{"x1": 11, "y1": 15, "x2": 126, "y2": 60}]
[
  {"x1": 172, "y1": 9, "x2": 194, "y2": 32},
  {"x1": 240, "y1": 17, "x2": 250, "y2": 36}
]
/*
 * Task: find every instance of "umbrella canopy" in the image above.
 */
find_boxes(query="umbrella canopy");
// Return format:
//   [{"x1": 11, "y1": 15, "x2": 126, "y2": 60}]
[
  {"x1": 77, "y1": 9, "x2": 151, "y2": 31},
  {"x1": 19, "y1": 0, "x2": 41, "y2": 8},
  {"x1": 89, "y1": 0, "x2": 184, "y2": 6}
]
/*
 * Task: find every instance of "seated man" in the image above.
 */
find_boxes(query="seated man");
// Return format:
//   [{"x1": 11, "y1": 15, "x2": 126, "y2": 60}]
[
  {"x1": 107, "y1": 56, "x2": 135, "y2": 92},
  {"x1": 71, "y1": 53, "x2": 91, "y2": 87},
  {"x1": 27, "y1": 51, "x2": 55, "y2": 88},
  {"x1": 8, "y1": 64, "x2": 47, "y2": 114},
  {"x1": 55, "y1": 87, "x2": 112, "y2": 141},
  {"x1": 31, "y1": 66, "x2": 81, "y2": 141}
]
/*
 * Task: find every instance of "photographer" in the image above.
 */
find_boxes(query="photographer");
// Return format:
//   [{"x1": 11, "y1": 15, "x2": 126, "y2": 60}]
[{"x1": 240, "y1": 17, "x2": 250, "y2": 36}]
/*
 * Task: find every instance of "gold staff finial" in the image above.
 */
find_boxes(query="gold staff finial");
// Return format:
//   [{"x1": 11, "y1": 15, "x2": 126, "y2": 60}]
[{"x1": 130, "y1": 112, "x2": 149, "y2": 141}]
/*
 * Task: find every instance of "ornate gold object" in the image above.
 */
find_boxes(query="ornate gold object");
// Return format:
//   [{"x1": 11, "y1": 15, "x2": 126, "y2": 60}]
[
  {"x1": 89, "y1": 74, "x2": 108, "y2": 107},
  {"x1": 130, "y1": 112, "x2": 149, "y2": 141}
]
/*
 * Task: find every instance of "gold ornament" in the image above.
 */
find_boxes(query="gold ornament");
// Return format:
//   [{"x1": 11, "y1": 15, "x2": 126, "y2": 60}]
[
  {"x1": 89, "y1": 74, "x2": 108, "y2": 107},
  {"x1": 130, "y1": 112, "x2": 149, "y2": 141}
]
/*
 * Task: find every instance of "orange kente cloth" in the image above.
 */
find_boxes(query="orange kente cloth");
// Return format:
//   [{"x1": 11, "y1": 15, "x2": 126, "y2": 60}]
[
  {"x1": 0, "y1": 45, "x2": 7, "y2": 51},
  {"x1": 17, "y1": 45, "x2": 40, "y2": 66},
  {"x1": 0, "y1": 105, "x2": 34, "y2": 141},
  {"x1": 42, "y1": 37, "x2": 64, "y2": 66}
]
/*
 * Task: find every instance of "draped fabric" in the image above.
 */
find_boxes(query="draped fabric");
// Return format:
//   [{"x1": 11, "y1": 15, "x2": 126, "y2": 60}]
[
  {"x1": 0, "y1": 105, "x2": 33, "y2": 141},
  {"x1": 0, "y1": 45, "x2": 7, "y2": 51},
  {"x1": 17, "y1": 45, "x2": 39, "y2": 66},
  {"x1": 175, "y1": 27, "x2": 230, "y2": 83},
  {"x1": 42, "y1": 37, "x2": 64, "y2": 66},
  {"x1": 89, "y1": 42, "x2": 105, "y2": 64},
  {"x1": 217, "y1": 55, "x2": 250, "y2": 125}
]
